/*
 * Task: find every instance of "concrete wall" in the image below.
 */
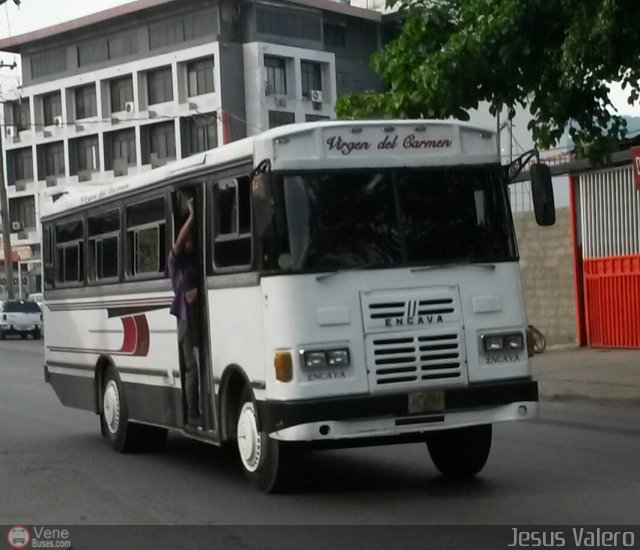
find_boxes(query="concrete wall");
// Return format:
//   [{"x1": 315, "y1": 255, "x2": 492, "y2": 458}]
[{"x1": 513, "y1": 208, "x2": 578, "y2": 348}]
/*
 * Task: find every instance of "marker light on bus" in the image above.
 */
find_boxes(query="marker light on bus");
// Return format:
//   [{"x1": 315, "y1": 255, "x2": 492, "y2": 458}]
[
  {"x1": 481, "y1": 333, "x2": 525, "y2": 353},
  {"x1": 301, "y1": 348, "x2": 351, "y2": 369},
  {"x1": 274, "y1": 352, "x2": 293, "y2": 382}
]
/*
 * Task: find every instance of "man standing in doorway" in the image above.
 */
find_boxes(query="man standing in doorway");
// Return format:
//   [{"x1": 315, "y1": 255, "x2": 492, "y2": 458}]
[{"x1": 169, "y1": 199, "x2": 201, "y2": 428}]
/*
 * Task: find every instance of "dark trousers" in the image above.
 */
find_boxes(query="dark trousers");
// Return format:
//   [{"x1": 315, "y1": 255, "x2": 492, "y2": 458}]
[{"x1": 178, "y1": 313, "x2": 200, "y2": 420}]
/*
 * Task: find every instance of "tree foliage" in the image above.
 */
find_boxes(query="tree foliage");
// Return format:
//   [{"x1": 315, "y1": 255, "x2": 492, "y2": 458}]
[{"x1": 335, "y1": 0, "x2": 640, "y2": 158}]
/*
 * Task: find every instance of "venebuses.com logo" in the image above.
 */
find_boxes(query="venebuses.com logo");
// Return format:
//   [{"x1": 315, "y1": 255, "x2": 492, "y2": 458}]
[
  {"x1": 7, "y1": 526, "x2": 30, "y2": 549},
  {"x1": 6, "y1": 526, "x2": 71, "y2": 549}
]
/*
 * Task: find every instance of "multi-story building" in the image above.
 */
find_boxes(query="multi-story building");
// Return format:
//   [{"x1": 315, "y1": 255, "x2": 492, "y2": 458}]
[{"x1": 0, "y1": 0, "x2": 384, "y2": 296}]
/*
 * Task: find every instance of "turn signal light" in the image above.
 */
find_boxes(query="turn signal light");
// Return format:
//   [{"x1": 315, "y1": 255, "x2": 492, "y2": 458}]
[{"x1": 274, "y1": 351, "x2": 293, "y2": 382}]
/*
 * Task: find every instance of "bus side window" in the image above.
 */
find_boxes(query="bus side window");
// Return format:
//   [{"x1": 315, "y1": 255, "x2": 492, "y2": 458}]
[
  {"x1": 88, "y1": 209, "x2": 120, "y2": 282},
  {"x1": 213, "y1": 176, "x2": 252, "y2": 270},
  {"x1": 55, "y1": 219, "x2": 84, "y2": 286},
  {"x1": 125, "y1": 197, "x2": 167, "y2": 278},
  {"x1": 43, "y1": 225, "x2": 55, "y2": 289}
]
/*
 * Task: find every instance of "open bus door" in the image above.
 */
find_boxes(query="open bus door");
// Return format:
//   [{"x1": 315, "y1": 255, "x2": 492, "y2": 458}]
[{"x1": 170, "y1": 186, "x2": 218, "y2": 438}]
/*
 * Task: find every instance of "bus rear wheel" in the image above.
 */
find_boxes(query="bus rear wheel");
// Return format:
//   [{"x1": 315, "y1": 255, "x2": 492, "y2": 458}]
[
  {"x1": 236, "y1": 386, "x2": 288, "y2": 493},
  {"x1": 100, "y1": 366, "x2": 167, "y2": 453},
  {"x1": 426, "y1": 424, "x2": 492, "y2": 478}
]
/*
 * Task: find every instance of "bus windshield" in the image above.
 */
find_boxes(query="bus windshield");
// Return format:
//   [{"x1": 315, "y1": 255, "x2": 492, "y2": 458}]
[{"x1": 264, "y1": 165, "x2": 516, "y2": 272}]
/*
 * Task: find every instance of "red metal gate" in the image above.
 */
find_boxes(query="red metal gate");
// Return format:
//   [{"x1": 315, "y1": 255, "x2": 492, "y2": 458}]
[{"x1": 579, "y1": 166, "x2": 640, "y2": 348}]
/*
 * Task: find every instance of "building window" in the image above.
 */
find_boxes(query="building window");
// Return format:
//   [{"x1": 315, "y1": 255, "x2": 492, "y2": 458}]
[
  {"x1": 10, "y1": 99, "x2": 30, "y2": 131},
  {"x1": 71, "y1": 135, "x2": 100, "y2": 175},
  {"x1": 305, "y1": 114, "x2": 330, "y2": 122},
  {"x1": 88, "y1": 209, "x2": 120, "y2": 281},
  {"x1": 77, "y1": 39, "x2": 108, "y2": 67},
  {"x1": 75, "y1": 85, "x2": 97, "y2": 120},
  {"x1": 184, "y1": 13, "x2": 211, "y2": 41},
  {"x1": 126, "y1": 197, "x2": 167, "y2": 277},
  {"x1": 110, "y1": 76, "x2": 134, "y2": 113},
  {"x1": 41, "y1": 142, "x2": 65, "y2": 179},
  {"x1": 149, "y1": 20, "x2": 183, "y2": 49},
  {"x1": 264, "y1": 56, "x2": 287, "y2": 95},
  {"x1": 7, "y1": 148, "x2": 33, "y2": 185},
  {"x1": 31, "y1": 48, "x2": 67, "y2": 79},
  {"x1": 144, "y1": 122, "x2": 176, "y2": 166},
  {"x1": 43, "y1": 92, "x2": 62, "y2": 126},
  {"x1": 213, "y1": 176, "x2": 252, "y2": 269},
  {"x1": 256, "y1": 5, "x2": 321, "y2": 40},
  {"x1": 106, "y1": 129, "x2": 137, "y2": 171},
  {"x1": 148, "y1": 14, "x2": 211, "y2": 50},
  {"x1": 108, "y1": 32, "x2": 137, "y2": 60},
  {"x1": 9, "y1": 196, "x2": 36, "y2": 230},
  {"x1": 268, "y1": 110, "x2": 295, "y2": 129},
  {"x1": 323, "y1": 23, "x2": 346, "y2": 48},
  {"x1": 187, "y1": 57, "x2": 215, "y2": 97},
  {"x1": 182, "y1": 113, "x2": 217, "y2": 157},
  {"x1": 301, "y1": 61, "x2": 322, "y2": 99},
  {"x1": 55, "y1": 219, "x2": 84, "y2": 285},
  {"x1": 147, "y1": 66, "x2": 174, "y2": 105}
]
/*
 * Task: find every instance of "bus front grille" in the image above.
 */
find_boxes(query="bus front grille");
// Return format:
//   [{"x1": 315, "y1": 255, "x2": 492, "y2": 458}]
[{"x1": 367, "y1": 331, "x2": 466, "y2": 390}]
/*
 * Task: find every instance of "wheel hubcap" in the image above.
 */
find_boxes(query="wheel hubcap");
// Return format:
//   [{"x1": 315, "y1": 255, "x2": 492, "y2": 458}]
[
  {"x1": 237, "y1": 402, "x2": 262, "y2": 472},
  {"x1": 103, "y1": 380, "x2": 120, "y2": 435}
]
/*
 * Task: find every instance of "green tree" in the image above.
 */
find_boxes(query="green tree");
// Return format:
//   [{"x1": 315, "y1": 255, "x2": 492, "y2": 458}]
[{"x1": 336, "y1": 0, "x2": 640, "y2": 158}]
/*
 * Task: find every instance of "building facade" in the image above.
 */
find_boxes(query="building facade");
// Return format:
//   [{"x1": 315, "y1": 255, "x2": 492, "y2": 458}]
[{"x1": 0, "y1": 0, "x2": 384, "y2": 296}]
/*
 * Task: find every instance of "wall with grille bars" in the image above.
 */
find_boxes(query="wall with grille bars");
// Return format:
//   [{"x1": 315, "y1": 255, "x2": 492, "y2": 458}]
[
  {"x1": 578, "y1": 165, "x2": 640, "y2": 348},
  {"x1": 579, "y1": 165, "x2": 640, "y2": 258}
]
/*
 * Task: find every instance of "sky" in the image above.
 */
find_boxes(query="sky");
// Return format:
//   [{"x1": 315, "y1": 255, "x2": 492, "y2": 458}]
[{"x1": 0, "y1": 0, "x2": 638, "y2": 117}]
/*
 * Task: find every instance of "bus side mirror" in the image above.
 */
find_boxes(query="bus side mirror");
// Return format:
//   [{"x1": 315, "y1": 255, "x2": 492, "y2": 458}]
[{"x1": 530, "y1": 163, "x2": 555, "y2": 226}]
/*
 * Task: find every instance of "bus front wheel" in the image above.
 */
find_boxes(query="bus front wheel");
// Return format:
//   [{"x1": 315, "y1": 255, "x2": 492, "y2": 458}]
[
  {"x1": 236, "y1": 386, "x2": 288, "y2": 493},
  {"x1": 426, "y1": 424, "x2": 492, "y2": 478}
]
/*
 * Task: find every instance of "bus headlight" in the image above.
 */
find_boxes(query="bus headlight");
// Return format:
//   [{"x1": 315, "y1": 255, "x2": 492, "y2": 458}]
[
  {"x1": 481, "y1": 333, "x2": 525, "y2": 353},
  {"x1": 504, "y1": 333, "x2": 524, "y2": 351},
  {"x1": 304, "y1": 351, "x2": 328, "y2": 368},
  {"x1": 302, "y1": 348, "x2": 351, "y2": 369},
  {"x1": 327, "y1": 349, "x2": 350, "y2": 367}
]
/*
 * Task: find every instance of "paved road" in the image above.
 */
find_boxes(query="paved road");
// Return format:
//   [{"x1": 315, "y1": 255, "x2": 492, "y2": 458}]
[{"x1": 1, "y1": 338, "x2": 640, "y2": 528}]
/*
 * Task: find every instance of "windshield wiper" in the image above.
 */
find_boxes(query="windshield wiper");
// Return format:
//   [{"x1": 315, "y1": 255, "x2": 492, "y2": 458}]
[
  {"x1": 315, "y1": 263, "x2": 383, "y2": 281},
  {"x1": 411, "y1": 261, "x2": 496, "y2": 272}
]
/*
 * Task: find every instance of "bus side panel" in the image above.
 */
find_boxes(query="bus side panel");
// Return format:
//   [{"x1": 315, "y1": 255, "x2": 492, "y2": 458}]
[
  {"x1": 208, "y1": 284, "x2": 265, "y2": 397},
  {"x1": 44, "y1": 291, "x2": 182, "y2": 429},
  {"x1": 48, "y1": 371, "x2": 97, "y2": 412},
  {"x1": 125, "y1": 383, "x2": 183, "y2": 428}
]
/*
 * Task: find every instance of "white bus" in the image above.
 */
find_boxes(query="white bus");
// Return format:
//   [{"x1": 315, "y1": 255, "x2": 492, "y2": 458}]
[{"x1": 42, "y1": 120, "x2": 554, "y2": 492}]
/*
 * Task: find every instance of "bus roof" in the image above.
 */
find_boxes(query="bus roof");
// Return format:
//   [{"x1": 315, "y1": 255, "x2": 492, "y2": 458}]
[{"x1": 41, "y1": 119, "x2": 498, "y2": 220}]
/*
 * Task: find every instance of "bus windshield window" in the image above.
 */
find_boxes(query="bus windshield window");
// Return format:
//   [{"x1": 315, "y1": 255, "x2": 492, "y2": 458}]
[{"x1": 275, "y1": 166, "x2": 515, "y2": 271}]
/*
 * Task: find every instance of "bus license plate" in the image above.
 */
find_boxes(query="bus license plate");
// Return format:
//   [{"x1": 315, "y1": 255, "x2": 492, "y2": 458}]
[{"x1": 408, "y1": 390, "x2": 445, "y2": 414}]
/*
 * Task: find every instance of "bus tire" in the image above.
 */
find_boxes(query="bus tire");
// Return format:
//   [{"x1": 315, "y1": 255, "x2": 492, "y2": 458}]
[
  {"x1": 100, "y1": 367, "x2": 168, "y2": 453},
  {"x1": 236, "y1": 386, "x2": 288, "y2": 493},
  {"x1": 426, "y1": 424, "x2": 492, "y2": 478},
  {"x1": 100, "y1": 366, "x2": 136, "y2": 453}
]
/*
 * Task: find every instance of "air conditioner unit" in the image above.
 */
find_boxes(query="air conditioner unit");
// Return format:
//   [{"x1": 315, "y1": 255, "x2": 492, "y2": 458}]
[
  {"x1": 53, "y1": 116, "x2": 63, "y2": 127},
  {"x1": 11, "y1": 221, "x2": 23, "y2": 232},
  {"x1": 5, "y1": 126, "x2": 17, "y2": 138},
  {"x1": 276, "y1": 97, "x2": 287, "y2": 108},
  {"x1": 310, "y1": 90, "x2": 323, "y2": 103},
  {"x1": 124, "y1": 101, "x2": 135, "y2": 113}
]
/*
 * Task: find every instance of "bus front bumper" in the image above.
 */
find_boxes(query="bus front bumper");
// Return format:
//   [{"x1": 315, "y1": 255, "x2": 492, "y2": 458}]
[{"x1": 257, "y1": 378, "x2": 538, "y2": 443}]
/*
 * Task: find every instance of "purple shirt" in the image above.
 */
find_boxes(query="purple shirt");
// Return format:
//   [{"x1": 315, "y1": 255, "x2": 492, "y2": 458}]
[{"x1": 168, "y1": 251, "x2": 198, "y2": 321}]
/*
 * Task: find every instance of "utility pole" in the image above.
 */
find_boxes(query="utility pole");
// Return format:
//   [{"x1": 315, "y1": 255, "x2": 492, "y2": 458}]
[
  {"x1": 0, "y1": 135, "x2": 14, "y2": 300},
  {"x1": 0, "y1": 59, "x2": 19, "y2": 299}
]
